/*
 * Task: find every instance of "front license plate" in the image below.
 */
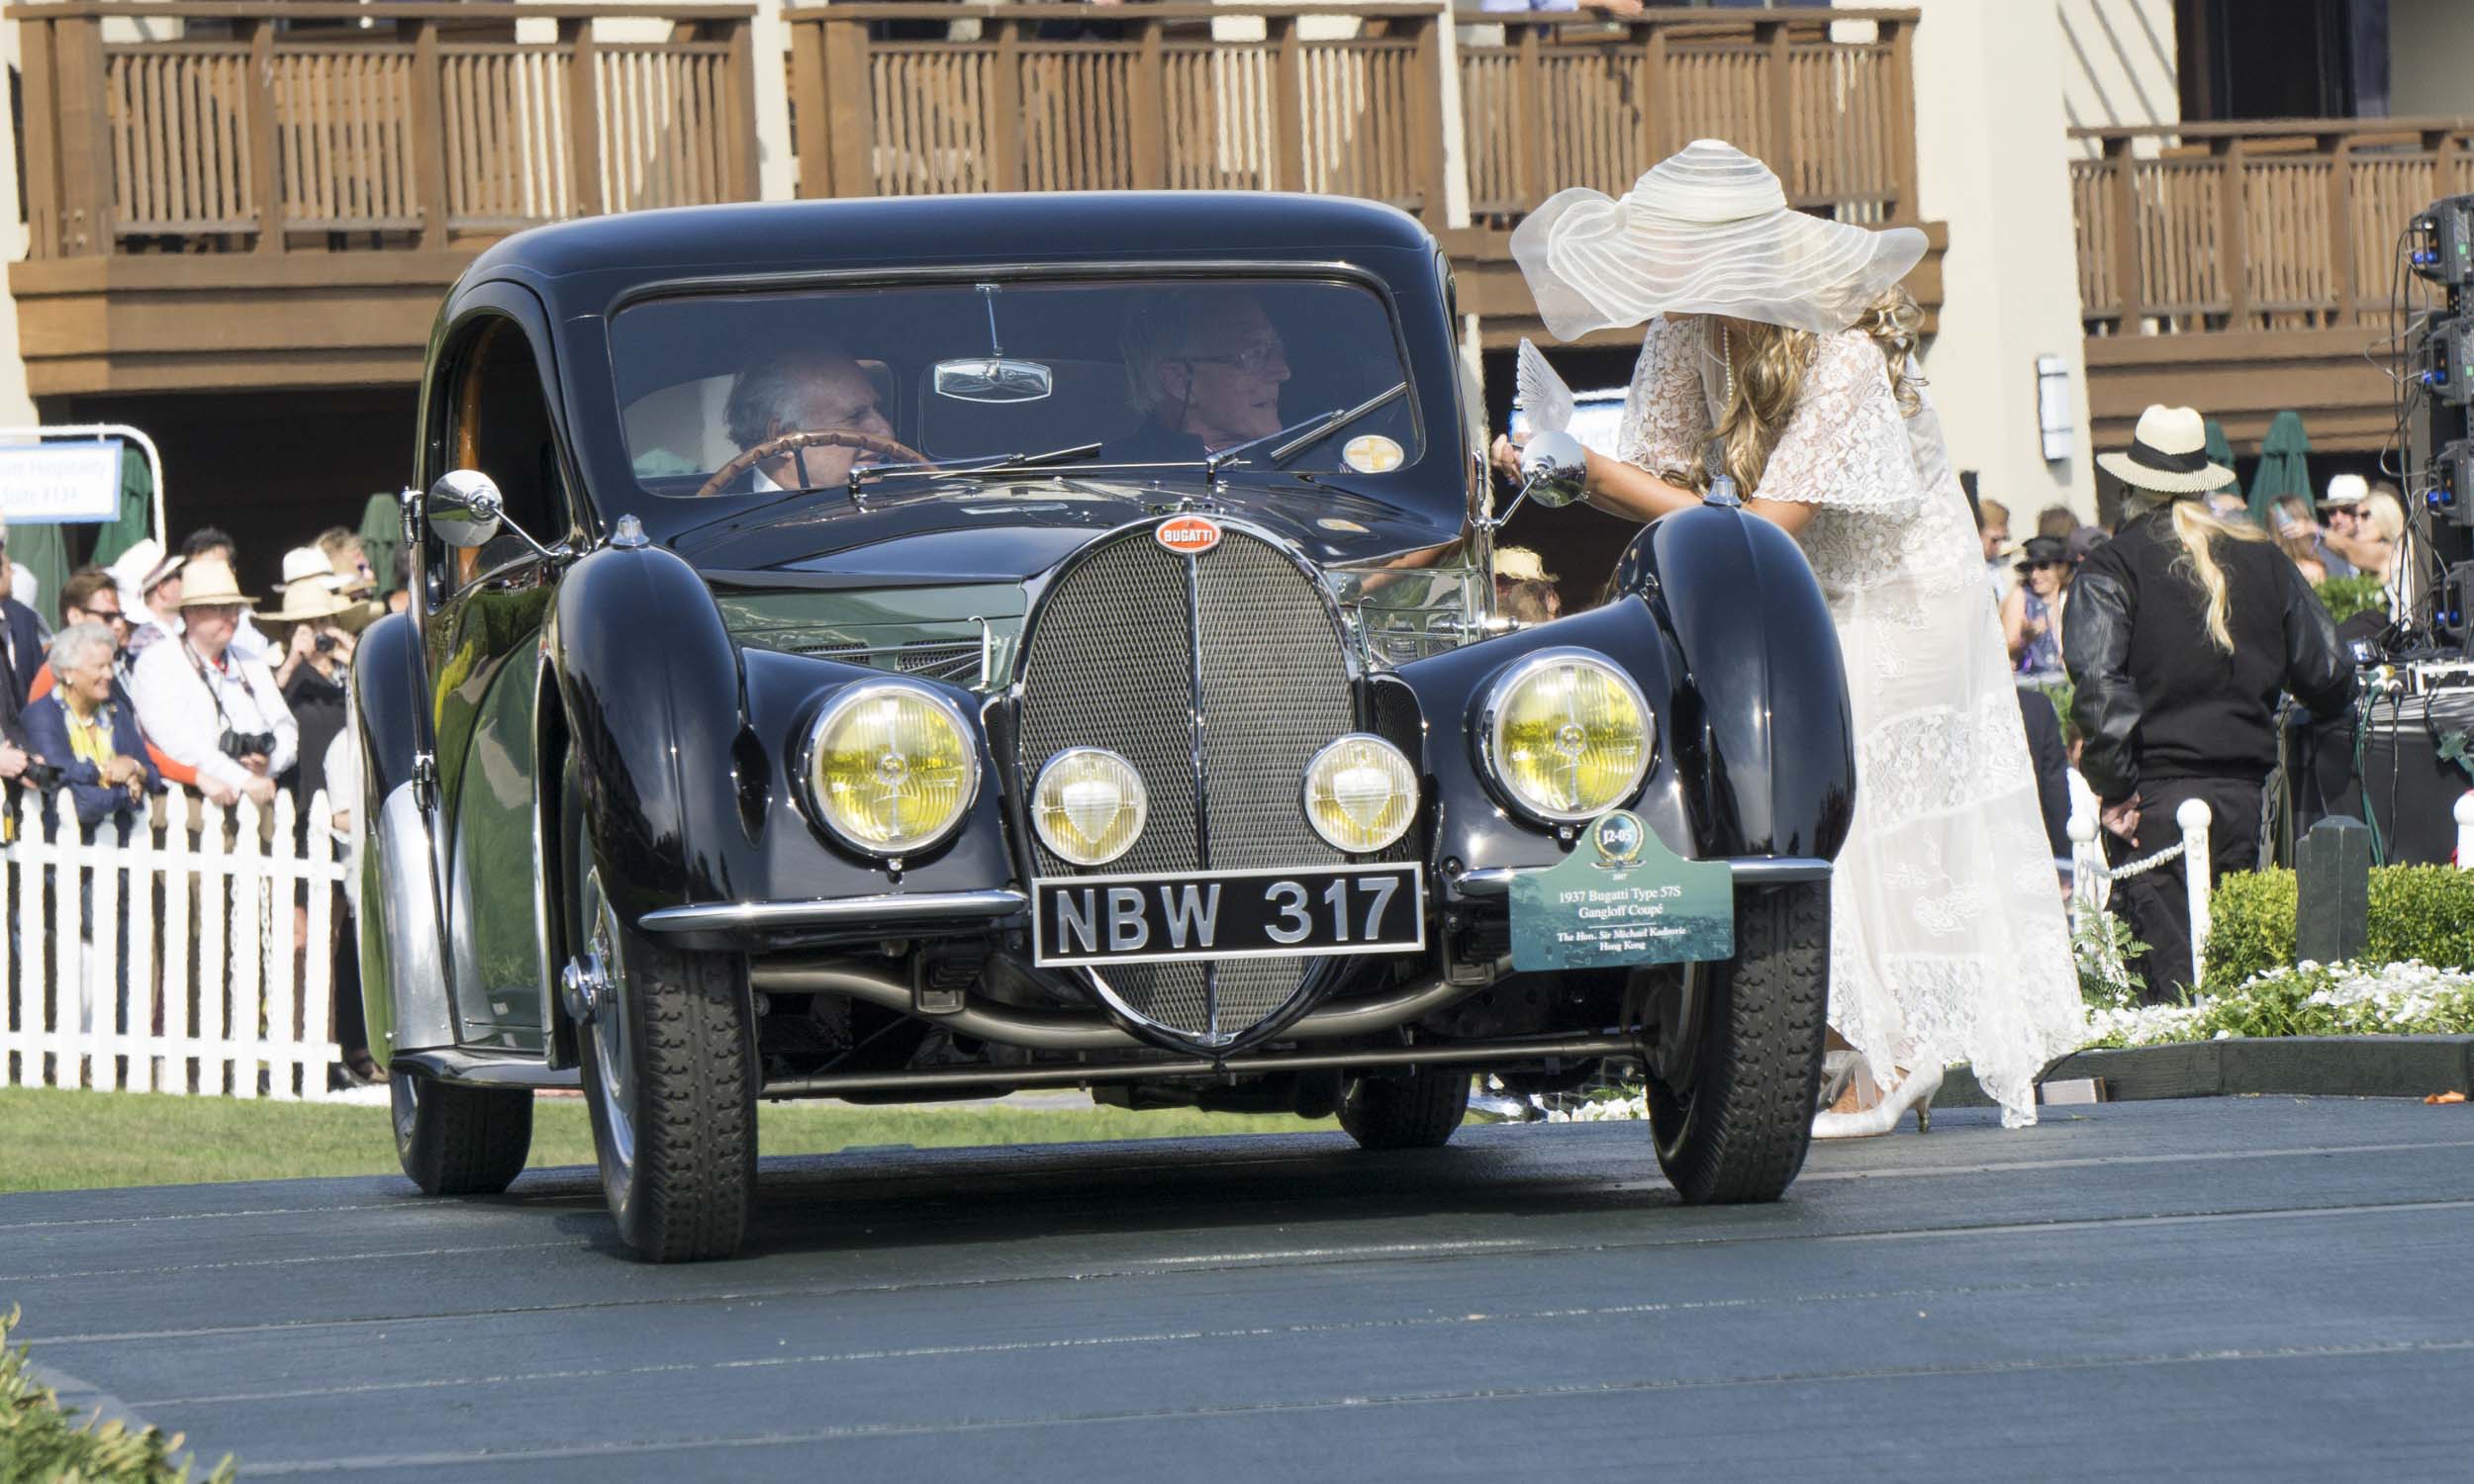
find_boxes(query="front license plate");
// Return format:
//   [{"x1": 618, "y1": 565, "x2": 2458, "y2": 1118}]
[{"x1": 1032, "y1": 863, "x2": 1426, "y2": 968}]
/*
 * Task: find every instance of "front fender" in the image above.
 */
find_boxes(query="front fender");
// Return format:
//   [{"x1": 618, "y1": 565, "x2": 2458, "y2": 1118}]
[
  {"x1": 1395, "y1": 596, "x2": 1697, "y2": 882},
  {"x1": 1609, "y1": 504, "x2": 1855, "y2": 860},
  {"x1": 547, "y1": 543, "x2": 1018, "y2": 940}
]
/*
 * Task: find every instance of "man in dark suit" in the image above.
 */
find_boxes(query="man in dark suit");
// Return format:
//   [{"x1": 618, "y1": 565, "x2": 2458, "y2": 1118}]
[
  {"x1": 0, "y1": 519, "x2": 46, "y2": 708},
  {"x1": 716, "y1": 348, "x2": 895, "y2": 496}
]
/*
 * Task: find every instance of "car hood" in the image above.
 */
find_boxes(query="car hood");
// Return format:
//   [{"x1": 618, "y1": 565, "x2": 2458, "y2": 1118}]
[{"x1": 666, "y1": 475, "x2": 1464, "y2": 585}]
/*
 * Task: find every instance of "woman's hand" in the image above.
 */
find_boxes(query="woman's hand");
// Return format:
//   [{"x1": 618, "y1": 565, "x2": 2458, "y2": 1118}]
[
  {"x1": 1488, "y1": 431, "x2": 1530, "y2": 485},
  {"x1": 101, "y1": 755, "x2": 141, "y2": 788},
  {"x1": 0, "y1": 742, "x2": 27, "y2": 781},
  {"x1": 2100, "y1": 795, "x2": 2141, "y2": 845},
  {"x1": 200, "y1": 775, "x2": 241, "y2": 808}
]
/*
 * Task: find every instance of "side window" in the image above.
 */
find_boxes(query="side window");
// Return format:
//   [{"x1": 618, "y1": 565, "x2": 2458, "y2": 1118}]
[{"x1": 432, "y1": 318, "x2": 566, "y2": 598}]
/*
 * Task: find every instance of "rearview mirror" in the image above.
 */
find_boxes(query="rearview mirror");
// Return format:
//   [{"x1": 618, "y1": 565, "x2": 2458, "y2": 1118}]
[
  {"x1": 427, "y1": 469, "x2": 504, "y2": 550},
  {"x1": 933, "y1": 357, "x2": 1054, "y2": 404}
]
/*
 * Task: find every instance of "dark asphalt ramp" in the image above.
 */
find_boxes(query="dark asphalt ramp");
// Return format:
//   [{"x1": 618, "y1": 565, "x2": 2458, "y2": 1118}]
[{"x1": 2, "y1": 1099, "x2": 2469, "y2": 1479}]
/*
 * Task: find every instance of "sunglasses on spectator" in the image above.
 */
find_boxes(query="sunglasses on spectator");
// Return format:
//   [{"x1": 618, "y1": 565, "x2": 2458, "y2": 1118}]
[{"x1": 1179, "y1": 341, "x2": 1287, "y2": 373}]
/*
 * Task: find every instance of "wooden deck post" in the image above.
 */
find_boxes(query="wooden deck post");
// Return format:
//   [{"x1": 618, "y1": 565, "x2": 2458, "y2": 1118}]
[
  {"x1": 1406, "y1": 12, "x2": 1447, "y2": 216},
  {"x1": 1761, "y1": 19, "x2": 1793, "y2": 196},
  {"x1": 2106, "y1": 134, "x2": 2143, "y2": 328},
  {"x1": 410, "y1": 20, "x2": 449, "y2": 248},
  {"x1": 243, "y1": 18, "x2": 284, "y2": 253},
  {"x1": 991, "y1": 17, "x2": 1025, "y2": 193},
  {"x1": 18, "y1": 16, "x2": 65, "y2": 258},
  {"x1": 1636, "y1": 20, "x2": 1667, "y2": 175},
  {"x1": 1270, "y1": 14, "x2": 1308, "y2": 194},
  {"x1": 2215, "y1": 135, "x2": 2249, "y2": 330},
  {"x1": 2326, "y1": 131, "x2": 2357, "y2": 328},
  {"x1": 55, "y1": 15, "x2": 116, "y2": 255},
  {"x1": 562, "y1": 17, "x2": 605, "y2": 216},
  {"x1": 788, "y1": 14, "x2": 826, "y2": 198},
  {"x1": 1512, "y1": 20, "x2": 1544, "y2": 213},
  {"x1": 817, "y1": 12, "x2": 873, "y2": 197},
  {"x1": 1132, "y1": 15, "x2": 1168, "y2": 189},
  {"x1": 724, "y1": 15, "x2": 760, "y2": 201},
  {"x1": 1884, "y1": 17, "x2": 1919, "y2": 222}
]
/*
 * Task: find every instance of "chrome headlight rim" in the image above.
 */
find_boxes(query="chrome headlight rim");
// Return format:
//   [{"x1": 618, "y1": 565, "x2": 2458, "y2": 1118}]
[
  {"x1": 800, "y1": 680, "x2": 983, "y2": 859},
  {"x1": 1477, "y1": 646, "x2": 1655, "y2": 826},
  {"x1": 1031, "y1": 746, "x2": 1150, "y2": 868},
  {"x1": 1298, "y1": 732, "x2": 1420, "y2": 855}
]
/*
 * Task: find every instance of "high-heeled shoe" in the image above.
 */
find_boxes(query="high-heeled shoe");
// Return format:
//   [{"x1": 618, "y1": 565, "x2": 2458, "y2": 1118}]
[
  {"x1": 1816, "y1": 1050, "x2": 1868, "y2": 1114},
  {"x1": 1810, "y1": 1063, "x2": 1944, "y2": 1140}
]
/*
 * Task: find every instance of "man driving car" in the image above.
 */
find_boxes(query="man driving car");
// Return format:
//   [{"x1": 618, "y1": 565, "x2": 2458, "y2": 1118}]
[
  {"x1": 1108, "y1": 290, "x2": 1292, "y2": 464},
  {"x1": 719, "y1": 347, "x2": 896, "y2": 493}
]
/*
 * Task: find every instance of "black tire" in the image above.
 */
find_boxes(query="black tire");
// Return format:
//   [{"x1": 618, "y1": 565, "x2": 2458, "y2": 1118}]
[
  {"x1": 567, "y1": 782, "x2": 756, "y2": 1262},
  {"x1": 392, "y1": 1067, "x2": 532, "y2": 1196},
  {"x1": 1339, "y1": 1067, "x2": 1472, "y2": 1151},
  {"x1": 1646, "y1": 881, "x2": 1830, "y2": 1204}
]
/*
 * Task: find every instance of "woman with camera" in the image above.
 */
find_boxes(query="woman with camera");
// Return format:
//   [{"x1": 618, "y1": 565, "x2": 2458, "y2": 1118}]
[
  {"x1": 261, "y1": 561, "x2": 359, "y2": 828},
  {"x1": 127, "y1": 559, "x2": 297, "y2": 813}
]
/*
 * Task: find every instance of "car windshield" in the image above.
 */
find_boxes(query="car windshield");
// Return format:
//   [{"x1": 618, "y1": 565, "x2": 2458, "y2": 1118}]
[{"x1": 610, "y1": 278, "x2": 1423, "y2": 498}]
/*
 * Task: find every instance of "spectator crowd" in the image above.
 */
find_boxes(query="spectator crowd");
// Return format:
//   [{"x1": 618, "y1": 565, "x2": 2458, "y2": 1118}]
[{"x1": 1, "y1": 519, "x2": 408, "y2": 1085}]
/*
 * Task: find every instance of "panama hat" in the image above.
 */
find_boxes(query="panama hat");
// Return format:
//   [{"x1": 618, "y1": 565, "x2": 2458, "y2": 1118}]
[
  {"x1": 2096, "y1": 405, "x2": 2236, "y2": 496},
  {"x1": 1494, "y1": 546, "x2": 1556, "y2": 584},
  {"x1": 258, "y1": 570, "x2": 356, "y2": 629},
  {"x1": 272, "y1": 545, "x2": 341, "y2": 594},
  {"x1": 171, "y1": 558, "x2": 259, "y2": 609},
  {"x1": 2318, "y1": 472, "x2": 2368, "y2": 510},
  {"x1": 1509, "y1": 139, "x2": 1930, "y2": 342}
]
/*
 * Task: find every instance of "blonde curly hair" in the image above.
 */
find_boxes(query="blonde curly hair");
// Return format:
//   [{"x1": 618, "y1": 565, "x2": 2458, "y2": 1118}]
[{"x1": 1682, "y1": 286, "x2": 1927, "y2": 497}]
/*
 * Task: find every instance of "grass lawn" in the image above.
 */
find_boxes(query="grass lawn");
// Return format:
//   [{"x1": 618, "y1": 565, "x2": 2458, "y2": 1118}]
[{"x1": 0, "y1": 1087, "x2": 1337, "y2": 1194}]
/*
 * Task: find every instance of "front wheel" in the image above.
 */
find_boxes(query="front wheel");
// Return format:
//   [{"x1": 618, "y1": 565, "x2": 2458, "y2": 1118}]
[
  {"x1": 1645, "y1": 881, "x2": 1830, "y2": 1204},
  {"x1": 568, "y1": 788, "x2": 756, "y2": 1261},
  {"x1": 391, "y1": 1067, "x2": 532, "y2": 1196}
]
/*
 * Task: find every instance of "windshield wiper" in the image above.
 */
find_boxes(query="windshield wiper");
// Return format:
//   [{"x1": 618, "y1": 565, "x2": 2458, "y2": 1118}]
[
  {"x1": 1205, "y1": 381, "x2": 1410, "y2": 479},
  {"x1": 853, "y1": 440, "x2": 1106, "y2": 488}
]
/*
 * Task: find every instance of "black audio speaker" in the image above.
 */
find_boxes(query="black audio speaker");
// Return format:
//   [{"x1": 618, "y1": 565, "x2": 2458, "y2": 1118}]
[
  {"x1": 2292, "y1": 689, "x2": 2474, "y2": 866},
  {"x1": 2413, "y1": 194, "x2": 2474, "y2": 288}
]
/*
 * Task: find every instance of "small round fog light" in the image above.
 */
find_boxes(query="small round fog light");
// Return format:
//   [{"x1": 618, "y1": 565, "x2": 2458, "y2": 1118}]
[
  {"x1": 1033, "y1": 748, "x2": 1148, "y2": 867},
  {"x1": 1302, "y1": 734, "x2": 1418, "y2": 854}
]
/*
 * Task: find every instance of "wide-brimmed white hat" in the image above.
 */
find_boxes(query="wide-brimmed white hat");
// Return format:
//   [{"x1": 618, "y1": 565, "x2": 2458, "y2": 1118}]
[
  {"x1": 2318, "y1": 472, "x2": 2368, "y2": 510},
  {"x1": 2096, "y1": 405, "x2": 2236, "y2": 496},
  {"x1": 1509, "y1": 139, "x2": 1930, "y2": 341},
  {"x1": 171, "y1": 558, "x2": 259, "y2": 609}
]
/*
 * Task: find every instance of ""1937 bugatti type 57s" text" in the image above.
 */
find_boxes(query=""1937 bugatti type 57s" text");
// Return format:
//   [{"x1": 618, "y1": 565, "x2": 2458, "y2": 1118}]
[{"x1": 359, "y1": 191, "x2": 1855, "y2": 1260}]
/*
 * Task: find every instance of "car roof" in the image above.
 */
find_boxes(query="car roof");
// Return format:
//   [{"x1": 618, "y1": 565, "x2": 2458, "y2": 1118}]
[{"x1": 463, "y1": 193, "x2": 1439, "y2": 286}]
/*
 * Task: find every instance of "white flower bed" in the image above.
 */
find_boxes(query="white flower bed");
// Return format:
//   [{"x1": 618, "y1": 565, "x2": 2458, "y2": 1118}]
[{"x1": 1532, "y1": 960, "x2": 2474, "y2": 1123}]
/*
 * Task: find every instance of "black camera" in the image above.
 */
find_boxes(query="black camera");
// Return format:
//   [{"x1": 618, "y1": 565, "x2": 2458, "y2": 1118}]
[
  {"x1": 314, "y1": 634, "x2": 338, "y2": 655},
  {"x1": 218, "y1": 728, "x2": 279, "y2": 761}
]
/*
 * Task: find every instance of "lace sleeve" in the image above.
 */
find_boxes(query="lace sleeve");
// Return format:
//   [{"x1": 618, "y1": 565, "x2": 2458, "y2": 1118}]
[
  {"x1": 1752, "y1": 329, "x2": 1924, "y2": 510},
  {"x1": 1614, "y1": 318, "x2": 1709, "y2": 478}
]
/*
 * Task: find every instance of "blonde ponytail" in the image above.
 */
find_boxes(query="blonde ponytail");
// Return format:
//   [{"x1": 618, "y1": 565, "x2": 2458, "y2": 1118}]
[{"x1": 2127, "y1": 491, "x2": 2274, "y2": 653}]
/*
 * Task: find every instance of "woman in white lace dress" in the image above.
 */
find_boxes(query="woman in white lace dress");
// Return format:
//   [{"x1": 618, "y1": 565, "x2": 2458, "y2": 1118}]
[{"x1": 1499, "y1": 140, "x2": 2083, "y2": 1132}]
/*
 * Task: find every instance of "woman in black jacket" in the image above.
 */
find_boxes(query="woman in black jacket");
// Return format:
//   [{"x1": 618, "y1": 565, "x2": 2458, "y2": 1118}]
[{"x1": 2066, "y1": 405, "x2": 2355, "y2": 1000}]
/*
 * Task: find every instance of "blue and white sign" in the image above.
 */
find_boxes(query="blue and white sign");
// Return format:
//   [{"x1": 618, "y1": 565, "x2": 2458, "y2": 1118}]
[{"x1": 0, "y1": 438, "x2": 124, "y2": 523}]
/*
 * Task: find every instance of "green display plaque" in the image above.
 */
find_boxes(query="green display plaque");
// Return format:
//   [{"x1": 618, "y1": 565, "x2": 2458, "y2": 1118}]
[{"x1": 1508, "y1": 810, "x2": 1735, "y2": 972}]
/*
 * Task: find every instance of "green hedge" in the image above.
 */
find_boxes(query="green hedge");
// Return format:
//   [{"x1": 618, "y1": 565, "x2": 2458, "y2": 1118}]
[
  {"x1": 0, "y1": 1307, "x2": 234, "y2": 1482},
  {"x1": 2313, "y1": 574, "x2": 2388, "y2": 624},
  {"x1": 2204, "y1": 865, "x2": 2474, "y2": 992}
]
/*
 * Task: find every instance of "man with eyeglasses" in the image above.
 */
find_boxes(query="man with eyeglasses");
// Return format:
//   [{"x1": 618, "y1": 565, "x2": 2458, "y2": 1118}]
[{"x1": 1110, "y1": 288, "x2": 1294, "y2": 465}]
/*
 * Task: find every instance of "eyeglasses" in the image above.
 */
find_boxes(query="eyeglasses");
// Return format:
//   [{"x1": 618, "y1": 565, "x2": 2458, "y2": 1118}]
[
  {"x1": 1179, "y1": 341, "x2": 1287, "y2": 374},
  {"x1": 76, "y1": 603, "x2": 128, "y2": 625}
]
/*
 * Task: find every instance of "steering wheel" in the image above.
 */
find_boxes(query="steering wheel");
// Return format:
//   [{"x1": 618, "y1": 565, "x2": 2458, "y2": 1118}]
[{"x1": 694, "y1": 428, "x2": 935, "y2": 499}]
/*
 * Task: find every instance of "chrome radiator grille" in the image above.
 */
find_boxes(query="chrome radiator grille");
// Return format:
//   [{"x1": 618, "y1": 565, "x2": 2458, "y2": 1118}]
[{"x1": 1016, "y1": 525, "x2": 1356, "y2": 1044}]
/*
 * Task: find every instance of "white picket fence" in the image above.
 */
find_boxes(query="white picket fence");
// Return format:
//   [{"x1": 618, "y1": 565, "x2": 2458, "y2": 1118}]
[{"x1": 0, "y1": 787, "x2": 352, "y2": 1100}]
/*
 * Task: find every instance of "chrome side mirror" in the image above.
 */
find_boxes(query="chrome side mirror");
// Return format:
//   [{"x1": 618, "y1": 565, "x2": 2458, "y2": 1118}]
[
  {"x1": 1516, "y1": 430, "x2": 1588, "y2": 510},
  {"x1": 427, "y1": 470, "x2": 504, "y2": 550}
]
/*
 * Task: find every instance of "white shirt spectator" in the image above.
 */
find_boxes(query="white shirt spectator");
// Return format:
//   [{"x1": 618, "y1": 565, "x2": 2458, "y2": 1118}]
[
  {"x1": 129, "y1": 637, "x2": 299, "y2": 794},
  {"x1": 227, "y1": 610, "x2": 274, "y2": 663}
]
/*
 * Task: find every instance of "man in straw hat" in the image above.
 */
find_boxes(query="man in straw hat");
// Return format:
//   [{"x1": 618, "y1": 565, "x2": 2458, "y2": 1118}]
[
  {"x1": 2066, "y1": 405, "x2": 2355, "y2": 999},
  {"x1": 126, "y1": 557, "x2": 297, "y2": 810},
  {"x1": 1493, "y1": 139, "x2": 2082, "y2": 1136}
]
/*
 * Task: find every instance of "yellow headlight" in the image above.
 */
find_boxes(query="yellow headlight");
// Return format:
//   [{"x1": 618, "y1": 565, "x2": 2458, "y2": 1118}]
[
  {"x1": 806, "y1": 683, "x2": 978, "y2": 856},
  {"x1": 1033, "y1": 748, "x2": 1148, "y2": 867},
  {"x1": 1482, "y1": 650, "x2": 1652, "y2": 823},
  {"x1": 1302, "y1": 734, "x2": 1418, "y2": 853}
]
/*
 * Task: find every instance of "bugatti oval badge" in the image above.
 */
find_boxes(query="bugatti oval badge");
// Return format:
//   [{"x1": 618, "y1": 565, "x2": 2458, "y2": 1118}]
[{"x1": 1155, "y1": 514, "x2": 1223, "y2": 556}]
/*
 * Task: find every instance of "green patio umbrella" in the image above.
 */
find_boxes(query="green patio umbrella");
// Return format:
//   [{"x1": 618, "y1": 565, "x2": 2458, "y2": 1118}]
[
  {"x1": 2204, "y1": 418, "x2": 2239, "y2": 494},
  {"x1": 87, "y1": 443, "x2": 157, "y2": 570},
  {"x1": 2247, "y1": 410, "x2": 2312, "y2": 525},
  {"x1": 356, "y1": 492, "x2": 405, "y2": 598},
  {"x1": 6, "y1": 520, "x2": 69, "y2": 631}
]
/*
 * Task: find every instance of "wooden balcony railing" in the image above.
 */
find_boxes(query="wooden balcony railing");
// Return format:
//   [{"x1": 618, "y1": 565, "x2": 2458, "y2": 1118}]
[
  {"x1": 1456, "y1": 7, "x2": 1920, "y2": 225},
  {"x1": 11, "y1": 1, "x2": 761, "y2": 259},
  {"x1": 786, "y1": 3, "x2": 1450, "y2": 213},
  {"x1": 2071, "y1": 119, "x2": 2474, "y2": 334}
]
